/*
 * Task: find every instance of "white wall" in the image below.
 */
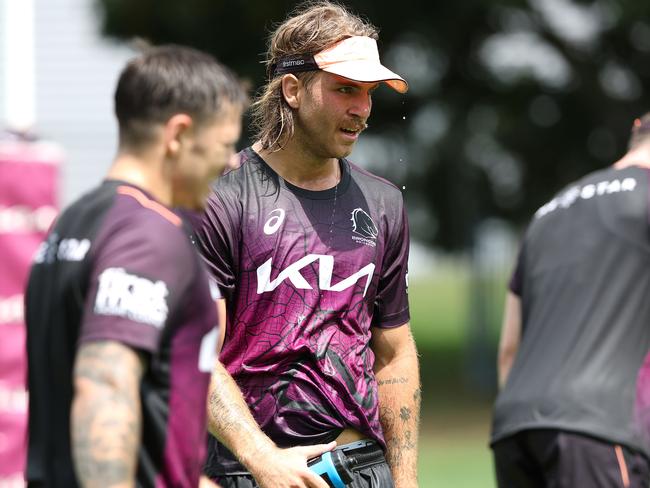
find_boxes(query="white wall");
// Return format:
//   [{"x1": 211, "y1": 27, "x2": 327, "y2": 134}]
[
  {"x1": 34, "y1": 0, "x2": 135, "y2": 204},
  {"x1": 1, "y1": 0, "x2": 134, "y2": 205}
]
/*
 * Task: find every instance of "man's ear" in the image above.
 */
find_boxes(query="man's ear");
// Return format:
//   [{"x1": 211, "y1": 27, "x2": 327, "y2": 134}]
[
  {"x1": 281, "y1": 74, "x2": 301, "y2": 109},
  {"x1": 163, "y1": 114, "x2": 193, "y2": 157}
]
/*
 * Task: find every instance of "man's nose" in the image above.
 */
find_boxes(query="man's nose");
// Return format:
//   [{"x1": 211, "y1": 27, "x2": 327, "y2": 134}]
[{"x1": 349, "y1": 94, "x2": 371, "y2": 118}]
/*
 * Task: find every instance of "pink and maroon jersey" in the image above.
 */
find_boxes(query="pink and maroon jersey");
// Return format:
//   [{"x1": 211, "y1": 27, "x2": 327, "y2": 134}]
[
  {"x1": 25, "y1": 180, "x2": 219, "y2": 487},
  {"x1": 195, "y1": 147, "x2": 410, "y2": 475}
]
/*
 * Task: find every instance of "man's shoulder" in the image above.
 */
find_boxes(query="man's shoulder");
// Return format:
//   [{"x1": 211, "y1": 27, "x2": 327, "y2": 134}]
[
  {"x1": 346, "y1": 159, "x2": 403, "y2": 198},
  {"x1": 213, "y1": 148, "x2": 257, "y2": 192},
  {"x1": 113, "y1": 185, "x2": 183, "y2": 230},
  {"x1": 107, "y1": 187, "x2": 192, "y2": 260}
]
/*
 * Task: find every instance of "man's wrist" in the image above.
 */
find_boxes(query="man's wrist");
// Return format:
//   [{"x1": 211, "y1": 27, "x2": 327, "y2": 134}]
[{"x1": 237, "y1": 437, "x2": 278, "y2": 474}]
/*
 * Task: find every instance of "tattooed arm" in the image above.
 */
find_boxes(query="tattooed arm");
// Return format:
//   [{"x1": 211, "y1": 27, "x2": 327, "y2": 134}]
[
  {"x1": 71, "y1": 341, "x2": 145, "y2": 488},
  {"x1": 371, "y1": 323, "x2": 421, "y2": 488},
  {"x1": 206, "y1": 356, "x2": 334, "y2": 488}
]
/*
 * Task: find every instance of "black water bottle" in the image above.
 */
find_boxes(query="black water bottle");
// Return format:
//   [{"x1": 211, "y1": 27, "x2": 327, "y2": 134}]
[{"x1": 307, "y1": 449, "x2": 354, "y2": 488}]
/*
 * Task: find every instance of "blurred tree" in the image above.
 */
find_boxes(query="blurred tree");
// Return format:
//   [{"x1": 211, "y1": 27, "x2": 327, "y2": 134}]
[{"x1": 95, "y1": 0, "x2": 650, "y2": 251}]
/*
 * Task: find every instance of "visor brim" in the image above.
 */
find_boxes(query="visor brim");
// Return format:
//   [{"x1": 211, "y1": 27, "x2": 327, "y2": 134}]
[{"x1": 320, "y1": 61, "x2": 409, "y2": 94}]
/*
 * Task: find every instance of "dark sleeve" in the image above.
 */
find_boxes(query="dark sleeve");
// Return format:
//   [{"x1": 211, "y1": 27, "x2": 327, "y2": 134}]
[
  {"x1": 193, "y1": 190, "x2": 239, "y2": 303},
  {"x1": 80, "y1": 209, "x2": 194, "y2": 352},
  {"x1": 372, "y1": 197, "x2": 410, "y2": 328},
  {"x1": 509, "y1": 243, "x2": 525, "y2": 296}
]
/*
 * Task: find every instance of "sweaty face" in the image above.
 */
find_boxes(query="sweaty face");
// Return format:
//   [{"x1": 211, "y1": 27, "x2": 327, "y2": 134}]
[
  {"x1": 293, "y1": 72, "x2": 376, "y2": 161},
  {"x1": 173, "y1": 104, "x2": 242, "y2": 211}
]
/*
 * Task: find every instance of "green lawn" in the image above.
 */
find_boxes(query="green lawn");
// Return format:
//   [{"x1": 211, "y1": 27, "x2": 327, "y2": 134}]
[
  {"x1": 419, "y1": 437, "x2": 496, "y2": 487},
  {"x1": 409, "y1": 266, "x2": 504, "y2": 487},
  {"x1": 418, "y1": 400, "x2": 496, "y2": 487}
]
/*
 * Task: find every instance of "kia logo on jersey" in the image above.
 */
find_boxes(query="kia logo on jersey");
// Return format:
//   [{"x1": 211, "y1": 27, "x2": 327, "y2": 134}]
[{"x1": 257, "y1": 254, "x2": 376, "y2": 297}]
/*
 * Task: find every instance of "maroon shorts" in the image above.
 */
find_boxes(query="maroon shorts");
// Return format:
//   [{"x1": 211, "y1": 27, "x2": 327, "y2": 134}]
[{"x1": 492, "y1": 429, "x2": 650, "y2": 488}]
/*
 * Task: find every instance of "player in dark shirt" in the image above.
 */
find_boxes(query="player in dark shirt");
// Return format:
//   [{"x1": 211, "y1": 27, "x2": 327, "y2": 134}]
[
  {"x1": 491, "y1": 114, "x2": 650, "y2": 487},
  {"x1": 24, "y1": 45, "x2": 250, "y2": 488},
  {"x1": 194, "y1": 3, "x2": 420, "y2": 487}
]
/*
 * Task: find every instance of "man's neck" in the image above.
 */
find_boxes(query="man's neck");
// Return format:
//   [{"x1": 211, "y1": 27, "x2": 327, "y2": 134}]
[
  {"x1": 106, "y1": 151, "x2": 172, "y2": 206},
  {"x1": 252, "y1": 141, "x2": 341, "y2": 191},
  {"x1": 614, "y1": 143, "x2": 650, "y2": 169}
]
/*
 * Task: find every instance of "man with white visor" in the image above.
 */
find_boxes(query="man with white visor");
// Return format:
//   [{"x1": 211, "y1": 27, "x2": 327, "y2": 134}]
[{"x1": 194, "y1": 2, "x2": 420, "y2": 488}]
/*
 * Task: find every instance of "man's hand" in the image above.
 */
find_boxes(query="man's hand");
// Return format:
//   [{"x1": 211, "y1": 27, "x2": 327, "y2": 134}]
[
  {"x1": 247, "y1": 442, "x2": 337, "y2": 488},
  {"x1": 206, "y1": 359, "x2": 335, "y2": 488}
]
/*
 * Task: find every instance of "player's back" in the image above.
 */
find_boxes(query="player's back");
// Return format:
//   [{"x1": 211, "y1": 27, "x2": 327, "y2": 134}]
[
  {"x1": 492, "y1": 165, "x2": 650, "y2": 454},
  {"x1": 25, "y1": 180, "x2": 217, "y2": 487},
  {"x1": 25, "y1": 181, "x2": 119, "y2": 486}
]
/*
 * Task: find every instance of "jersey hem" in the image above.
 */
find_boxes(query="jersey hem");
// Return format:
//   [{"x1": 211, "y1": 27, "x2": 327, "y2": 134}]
[{"x1": 490, "y1": 421, "x2": 648, "y2": 456}]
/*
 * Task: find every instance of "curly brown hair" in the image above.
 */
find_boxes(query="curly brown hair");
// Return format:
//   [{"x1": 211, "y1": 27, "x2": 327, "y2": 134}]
[{"x1": 251, "y1": 1, "x2": 378, "y2": 151}]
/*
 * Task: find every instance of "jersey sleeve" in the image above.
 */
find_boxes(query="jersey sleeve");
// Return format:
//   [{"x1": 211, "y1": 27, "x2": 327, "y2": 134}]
[
  {"x1": 193, "y1": 190, "x2": 239, "y2": 303},
  {"x1": 79, "y1": 208, "x2": 194, "y2": 352},
  {"x1": 509, "y1": 243, "x2": 525, "y2": 296},
  {"x1": 372, "y1": 198, "x2": 411, "y2": 328}
]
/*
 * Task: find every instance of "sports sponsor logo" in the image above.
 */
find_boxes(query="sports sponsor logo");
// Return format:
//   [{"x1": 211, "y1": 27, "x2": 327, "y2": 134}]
[
  {"x1": 0, "y1": 205, "x2": 57, "y2": 234},
  {"x1": 350, "y1": 208, "x2": 378, "y2": 247},
  {"x1": 535, "y1": 177, "x2": 637, "y2": 219},
  {"x1": 0, "y1": 295, "x2": 23, "y2": 325},
  {"x1": 33, "y1": 237, "x2": 91, "y2": 264},
  {"x1": 282, "y1": 59, "x2": 305, "y2": 68},
  {"x1": 94, "y1": 267, "x2": 169, "y2": 328},
  {"x1": 263, "y1": 208, "x2": 285, "y2": 235},
  {"x1": 257, "y1": 254, "x2": 375, "y2": 297}
]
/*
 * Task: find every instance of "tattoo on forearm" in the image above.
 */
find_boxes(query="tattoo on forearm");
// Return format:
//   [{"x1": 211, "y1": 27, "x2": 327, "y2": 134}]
[
  {"x1": 399, "y1": 406, "x2": 411, "y2": 422},
  {"x1": 404, "y1": 430, "x2": 416, "y2": 450},
  {"x1": 379, "y1": 406, "x2": 396, "y2": 433},
  {"x1": 72, "y1": 342, "x2": 143, "y2": 488},
  {"x1": 377, "y1": 376, "x2": 409, "y2": 386},
  {"x1": 413, "y1": 387, "x2": 422, "y2": 404},
  {"x1": 379, "y1": 385, "x2": 421, "y2": 484},
  {"x1": 207, "y1": 364, "x2": 269, "y2": 448}
]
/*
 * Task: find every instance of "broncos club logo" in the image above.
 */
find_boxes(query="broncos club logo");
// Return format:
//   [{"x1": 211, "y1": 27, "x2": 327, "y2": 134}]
[{"x1": 350, "y1": 208, "x2": 378, "y2": 246}]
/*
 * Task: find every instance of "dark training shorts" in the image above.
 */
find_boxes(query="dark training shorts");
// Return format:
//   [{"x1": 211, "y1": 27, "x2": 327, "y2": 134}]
[
  {"x1": 492, "y1": 429, "x2": 650, "y2": 488},
  {"x1": 212, "y1": 440, "x2": 394, "y2": 488}
]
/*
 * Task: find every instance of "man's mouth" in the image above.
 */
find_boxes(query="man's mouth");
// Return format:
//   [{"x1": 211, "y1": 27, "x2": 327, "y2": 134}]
[{"x1": 340, "y1": 123, "x2": 367, "y2": 135}]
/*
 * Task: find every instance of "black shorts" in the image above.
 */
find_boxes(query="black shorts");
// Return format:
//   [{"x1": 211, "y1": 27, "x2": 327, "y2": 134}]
[
  {"x1": 491, "y1": 429, "x2": 650, "y2": 488},
  {"x1": 213, "y1": 440, "x2": 394, "y2": 488}
]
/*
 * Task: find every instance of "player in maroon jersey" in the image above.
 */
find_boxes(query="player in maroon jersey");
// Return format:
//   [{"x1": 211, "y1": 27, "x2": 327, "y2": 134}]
[
  {"x1": 195, "y1": 2, "x2": 420, "y2": 487},
  {"x1": 25, "y1": 44, "x2": 333, "y2": 488}
]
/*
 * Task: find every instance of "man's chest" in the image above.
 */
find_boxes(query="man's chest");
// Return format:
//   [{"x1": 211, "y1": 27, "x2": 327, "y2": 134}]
[{"x1": 236, "y1": 194, "x2": 384, "y2": 298}]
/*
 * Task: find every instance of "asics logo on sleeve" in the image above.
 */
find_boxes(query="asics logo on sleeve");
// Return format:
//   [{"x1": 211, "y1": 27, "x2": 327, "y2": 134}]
[
  {"x1": 263, "y1": 209, "x2": 285, "y2": 235},
  {"x1": 257, "y1": 255, "x2": 375, "y2": 296}
]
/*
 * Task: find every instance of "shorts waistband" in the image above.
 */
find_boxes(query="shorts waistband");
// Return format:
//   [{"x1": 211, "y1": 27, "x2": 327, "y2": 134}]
[{"x1": 336, "y1": 439, "x2": 385, "y2": 470}]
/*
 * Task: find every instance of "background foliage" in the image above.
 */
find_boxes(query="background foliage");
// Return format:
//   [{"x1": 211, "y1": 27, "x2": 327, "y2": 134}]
[{"x1": 96, "y1": 0, "x2": 650, "y2": 251}]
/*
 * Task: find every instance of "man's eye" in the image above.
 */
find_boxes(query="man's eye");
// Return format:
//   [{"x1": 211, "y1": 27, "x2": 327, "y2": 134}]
[{"x1": 338, "y1": 87, "x2": 354, "y2": 94}]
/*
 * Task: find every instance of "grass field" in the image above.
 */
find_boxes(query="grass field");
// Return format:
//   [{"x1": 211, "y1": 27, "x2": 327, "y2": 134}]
[
  {"x1": 417, "y1": 398, "x2": 496, "y2": 487},
  {"x1": 409, "y1": 264, "x2": 506, "y2": 487}
]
